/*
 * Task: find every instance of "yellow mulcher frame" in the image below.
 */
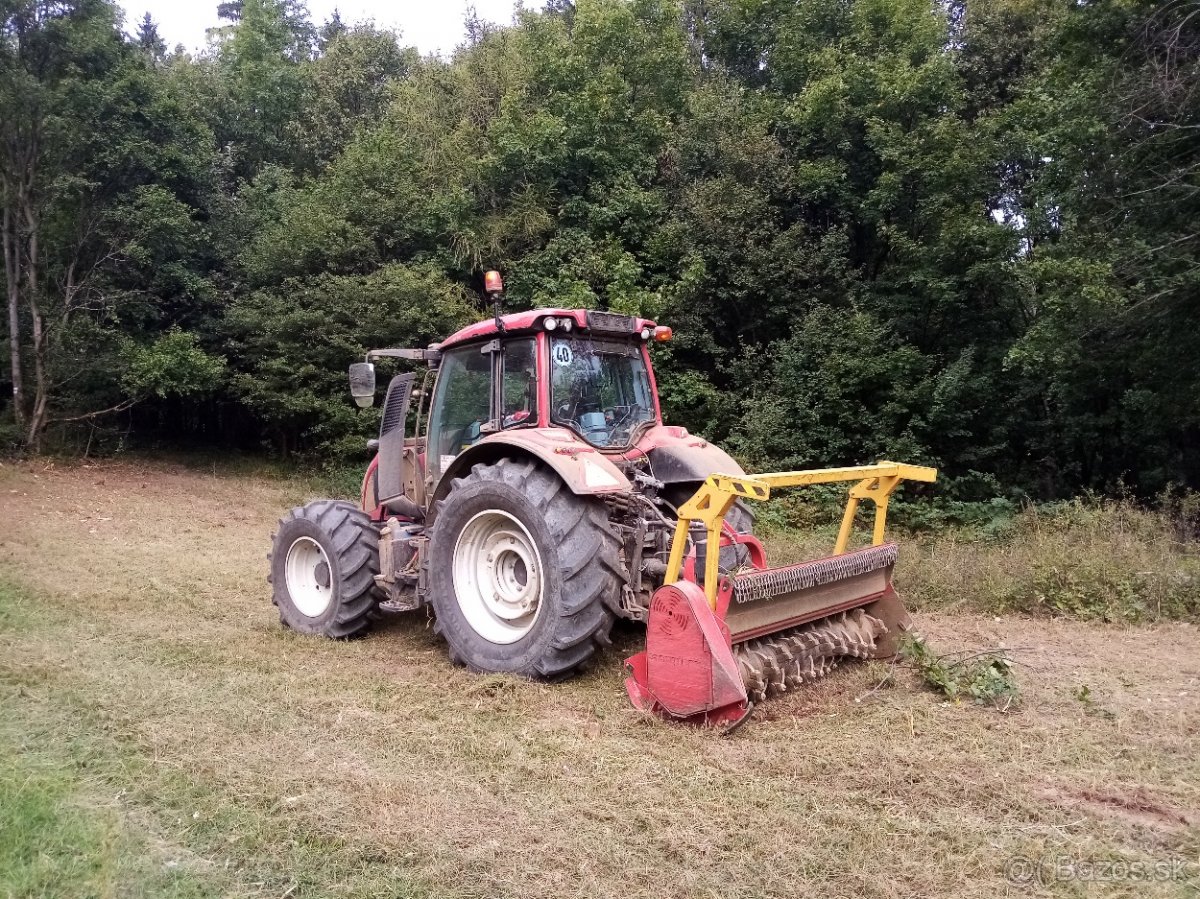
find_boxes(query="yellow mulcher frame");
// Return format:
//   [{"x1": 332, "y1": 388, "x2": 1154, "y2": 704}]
[{"x1": 665, "y1": 462, "x2": 939, "y2": 608}]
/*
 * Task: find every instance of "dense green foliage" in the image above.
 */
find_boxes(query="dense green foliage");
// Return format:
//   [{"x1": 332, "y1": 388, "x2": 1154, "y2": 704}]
[{"x1": 2, "y1": 0, "x2": 1197, "y2": 498}]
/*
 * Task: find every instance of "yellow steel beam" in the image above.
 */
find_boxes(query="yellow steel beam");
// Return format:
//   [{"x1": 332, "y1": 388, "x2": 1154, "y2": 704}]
[
  {"x1": 664, "y1": 461, "x2": 938, "y2": 609},
  {"x1": 754, "y1": 461, "x2": 937, "y2": 489}
]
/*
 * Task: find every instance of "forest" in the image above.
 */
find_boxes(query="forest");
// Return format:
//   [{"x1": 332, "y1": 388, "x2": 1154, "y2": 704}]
[{"x1": 1, "y1": 0, "x2": 1197, "y2": 501}]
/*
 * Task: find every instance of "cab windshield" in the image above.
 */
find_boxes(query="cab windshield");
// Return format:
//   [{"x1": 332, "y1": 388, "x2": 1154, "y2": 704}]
[{"x1": 549, "y1": 335, "x2": 656, "y2": 447}]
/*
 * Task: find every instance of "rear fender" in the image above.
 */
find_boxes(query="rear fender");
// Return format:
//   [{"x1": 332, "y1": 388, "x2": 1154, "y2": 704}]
[{"x1": 429, "y1": 428, "x2": 632, "y2": 517}]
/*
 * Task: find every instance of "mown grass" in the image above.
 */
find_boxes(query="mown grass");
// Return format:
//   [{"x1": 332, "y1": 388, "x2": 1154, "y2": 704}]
[
  {"x1": 0, "y1": 581, "x2": 223, "y2": 899},
  {"x1": 0, "y1": 459, "x2": 1198, "y2": 899},
  {"x1": 0, "y1": 575, "x2": 440, "y2": 899},
  {"x1": 0, "y1": 718, "x2": 231, "y2": 899},
  {"x1": 0, "y1": 748, "x2": 123, "y2": 899}
]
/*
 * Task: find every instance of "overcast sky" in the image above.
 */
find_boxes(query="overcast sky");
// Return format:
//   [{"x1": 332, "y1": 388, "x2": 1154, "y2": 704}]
[{"x1": 116, "y1": 0, "x2": 523, "y2": 56}]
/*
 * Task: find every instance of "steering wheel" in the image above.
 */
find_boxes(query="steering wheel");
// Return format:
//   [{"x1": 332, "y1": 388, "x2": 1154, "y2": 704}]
[{"x1": 604, "y1": 405, "x2": 631, "y2": 433}]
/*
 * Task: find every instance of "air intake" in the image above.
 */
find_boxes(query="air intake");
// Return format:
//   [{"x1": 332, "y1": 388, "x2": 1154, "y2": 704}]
[{"x1": 380, "y1": 374, "x2": 414, "y2": 438}]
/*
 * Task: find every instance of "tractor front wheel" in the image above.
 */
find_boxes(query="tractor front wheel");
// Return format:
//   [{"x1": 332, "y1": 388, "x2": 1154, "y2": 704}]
[
  {"x1": 428, "y1": 458, "x2": 621, "y2": 678},
  {"x1": 270, "y1": 500, "x2": 380, "y2": 638}
]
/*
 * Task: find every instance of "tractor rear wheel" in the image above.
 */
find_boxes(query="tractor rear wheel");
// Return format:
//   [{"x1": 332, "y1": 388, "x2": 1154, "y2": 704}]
[
  {"x1": 270, "y1": 500, "x2": 380, "y2": 638},
  {"x1": 428, "y1": 458, "x2": 621, "y2": 678}
]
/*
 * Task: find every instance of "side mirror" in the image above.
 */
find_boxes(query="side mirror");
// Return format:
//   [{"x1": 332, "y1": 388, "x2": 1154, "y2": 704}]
[{"x1": 348, "y1": 362, "x2": 376, "y2": 408}]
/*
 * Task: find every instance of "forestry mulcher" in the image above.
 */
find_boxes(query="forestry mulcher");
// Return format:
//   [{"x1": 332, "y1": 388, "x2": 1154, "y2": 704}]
[{"x1": 269, "y1": 272, "x2": 936, "y2": 725}]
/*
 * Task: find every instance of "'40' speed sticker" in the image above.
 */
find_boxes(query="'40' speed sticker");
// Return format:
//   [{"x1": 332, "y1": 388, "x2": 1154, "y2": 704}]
[{"x1": 552, "y1": 342, "x2": 573, "y2": 366}]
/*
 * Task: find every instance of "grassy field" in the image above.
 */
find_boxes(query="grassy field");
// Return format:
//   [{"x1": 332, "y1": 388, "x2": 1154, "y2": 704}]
[{"x1": 1, "y1": 458, "x2": 1198, "y2": 898}]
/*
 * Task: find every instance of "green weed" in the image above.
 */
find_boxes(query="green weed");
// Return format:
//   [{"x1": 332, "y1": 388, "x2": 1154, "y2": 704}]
[
  {"x1": 899, "y1": 634, "x2": 1019, "y2": 710},
  {"x1": 1072, "y1": 684, "x2": 1117, "y2": 721}
]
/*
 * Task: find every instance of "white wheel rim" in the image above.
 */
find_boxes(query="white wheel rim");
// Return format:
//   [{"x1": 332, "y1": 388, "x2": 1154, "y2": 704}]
[
  {"x1": 285, "y1": 536, "x2": 334, "y2": 618},
  {"x1": 452, "y1": 510, "x2": 545, "y2": 644}
]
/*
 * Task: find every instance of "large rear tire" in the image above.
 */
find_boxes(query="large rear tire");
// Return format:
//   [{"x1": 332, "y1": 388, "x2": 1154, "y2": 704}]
[
  {"x1": 270, "y1": 500, "x2": 380, "y2": 638},
  {"x1": 428, "y1": 458, "x2": 621, "y2": 678}
]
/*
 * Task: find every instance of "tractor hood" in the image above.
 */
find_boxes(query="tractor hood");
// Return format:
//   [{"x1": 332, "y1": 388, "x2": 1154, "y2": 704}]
[{"x1": 632, "y1": 425, "x2": 746, "y2": 485}]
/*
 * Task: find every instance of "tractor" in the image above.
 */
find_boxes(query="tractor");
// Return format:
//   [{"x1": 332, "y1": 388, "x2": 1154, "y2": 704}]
[{"x1": 269, "y1": 272, "x2": 935, "y2": 725}]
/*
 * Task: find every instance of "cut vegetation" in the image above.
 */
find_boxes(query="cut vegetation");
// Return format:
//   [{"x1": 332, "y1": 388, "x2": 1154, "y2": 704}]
[{"x1": 1, "y1": 459, "x2": 1198, "y2": 898}]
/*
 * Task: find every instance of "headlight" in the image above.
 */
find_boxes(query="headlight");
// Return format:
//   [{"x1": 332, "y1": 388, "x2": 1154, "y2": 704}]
[
  {"x1": 560, "y1": 318, "x2": 573, "y2": 332},
  {"x1": 544, "y1": 316, "x2": 558, "y2": 331},
  {"x1": 640, "y1": 327, "x2": 651, "y2": 340}
]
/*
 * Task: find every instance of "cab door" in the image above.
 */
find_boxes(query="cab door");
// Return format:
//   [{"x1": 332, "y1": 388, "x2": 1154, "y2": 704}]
[
  {"x1": 424, "y1": 337, "x2": 540, "y2": 493},
  {"x1": 426, "y1": 343, "x2": 493, "y2": 490},
  {"x1": 498, "y1": 337, "x2": 539, "y2": 429}
]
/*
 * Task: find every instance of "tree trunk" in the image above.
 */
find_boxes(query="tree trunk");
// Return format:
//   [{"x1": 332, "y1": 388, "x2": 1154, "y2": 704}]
[
  {"x1": 22, "y1": 201, "x2": 46, "y2": 450},
  {"x1": 1, "y1": 204, "x2": 24, "y2": 428},
  {"x1": 26, "y1": 300, "x2": 46, "y2": 451}
]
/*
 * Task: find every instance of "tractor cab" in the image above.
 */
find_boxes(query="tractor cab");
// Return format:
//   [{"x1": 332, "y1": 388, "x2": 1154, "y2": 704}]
[
  {"x1": 429, "y1": 307, "x2": 666, "y2": 466},
  {"x1": 349, "y1": 282, "x2": 671, "y2": 523}
]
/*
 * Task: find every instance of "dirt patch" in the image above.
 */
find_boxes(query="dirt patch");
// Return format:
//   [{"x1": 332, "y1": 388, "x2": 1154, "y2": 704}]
[{"x1": 1039, "y1": 786, "x2": 1195, "y2": 830}]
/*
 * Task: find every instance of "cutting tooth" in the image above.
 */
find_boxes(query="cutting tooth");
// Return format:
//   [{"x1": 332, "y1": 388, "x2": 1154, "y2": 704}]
[
  {"x1": 733, "y1": 611, "x2": 887, "y2": 702},
  {"x1": 844, "y1": 608, "x2": 886, "y2": 649},
  {"x1": 737, "y1": 645, "x2": 770, "y2": 703},
  {"x1": 846, "y1": 609, "x2": 872, "y2": 641},
  {"x1": 760, "y1": 641, "x2": 786, "y2": 695},
  {"x1": 801, "y1": 651, "x2": 818, "y2": 680}
]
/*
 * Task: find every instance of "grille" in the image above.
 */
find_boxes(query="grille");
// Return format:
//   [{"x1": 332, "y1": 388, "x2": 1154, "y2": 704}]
[{"x1": 379, "y1": 375, "x2": 413, "y2": 437}]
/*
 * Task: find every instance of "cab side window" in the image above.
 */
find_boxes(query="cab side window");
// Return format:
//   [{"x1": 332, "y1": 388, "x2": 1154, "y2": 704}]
[
  {"x1": 502, "y1": 338, "x2": 537, "y2": 427},
  {"x1": 427, "y1": 346, "x2": 492, "y2": 480}
]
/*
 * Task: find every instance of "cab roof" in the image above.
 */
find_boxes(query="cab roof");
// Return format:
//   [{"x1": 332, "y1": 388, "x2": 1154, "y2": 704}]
[{"x1": 438, "y1": 308, "x2": 658, "y2": 351}]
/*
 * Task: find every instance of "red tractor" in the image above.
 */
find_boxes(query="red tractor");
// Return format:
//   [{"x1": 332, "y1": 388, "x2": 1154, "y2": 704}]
[{"x1": 269, "y1": 274, "x2": 935, "y2": 724}]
